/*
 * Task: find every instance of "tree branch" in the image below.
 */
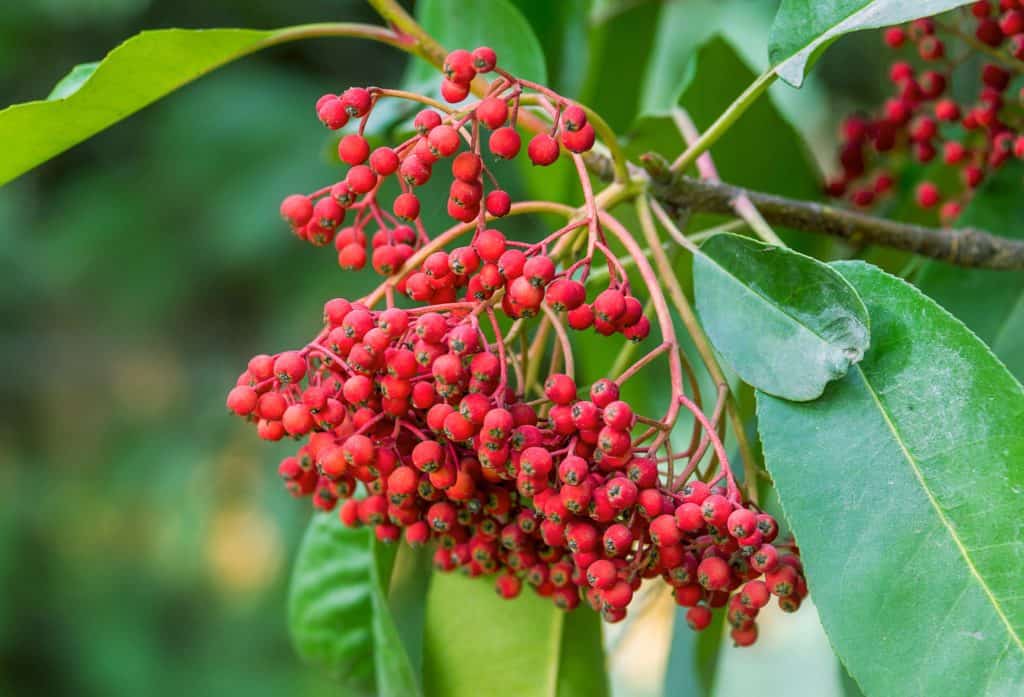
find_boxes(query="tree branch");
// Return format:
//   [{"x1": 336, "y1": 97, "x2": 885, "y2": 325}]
[{"x1": 583, "y1": 152, "x2": 1024, "y2": 271}]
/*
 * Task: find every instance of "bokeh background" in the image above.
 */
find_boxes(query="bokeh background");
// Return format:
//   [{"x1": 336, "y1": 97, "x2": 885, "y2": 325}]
[{"x1": 0, "y1": 1, "x2": 892, "y2": 695}]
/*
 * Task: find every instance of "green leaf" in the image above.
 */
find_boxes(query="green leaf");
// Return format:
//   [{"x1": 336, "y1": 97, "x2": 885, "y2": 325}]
[
  {"x1": 0, "y1": 27, "x2": 336, "y2": 186},
  {"x1": 757, "y1": 261, "x2": 1024, "y2": 696},
  {"x1": 693, "y1": 233, "x2": 870, "y2": 401},
  {"x1": 627, "y1": 36, "x2": 830, "y2": 257},
  {"x1": 638, "y1": 1, "x2": 779, "y2": 116},
  {"x1": 510, "y1": 0, "x2": 592, "y2": 97},
  {"x1": 47, "y1": 62, "x2": 100, "y2": 100},
  {"x1": 579, "y1": 0, "x2": 662, "y2": 132},
  {"x1": 288, "y1": 514, "x2": 421, "y2": 696},
  {"x1": 422, "y1": 572, "x2": 607, "y2": 697},
  {"x1": 769, "y1": 1, "x2": 973, "y2": 86},
  {"x1": 405, "y1": 0, "x2": 546, "y2": 89},
  {"x1": 917, "y1": 162, "x2": 1024, "y2": 380},
  {"x1": 663, "y1": 607, "x2": 724, "y2": 697}
]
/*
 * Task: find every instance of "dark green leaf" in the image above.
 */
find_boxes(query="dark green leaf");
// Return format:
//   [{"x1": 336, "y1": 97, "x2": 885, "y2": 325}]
[
  {"x1": 405, "y1": 0, "x2": 546, "y2": 89},
  {"x1": 288, "y1": 514, "x2": 420, "y2": 696},
  {"x1": 664, "y1": 607, "x2": 724, "y2": 697},
  {"x1": 47, "y1": 62, "x2": 99, "y2": 100},
  {"x1": 917, "y1": 162, "x2": 1024, "y2": 380},
  {"x1": 769, "y1": 1, "x2": 973, "y2": 87},
  {"x1": 694, "y1": 233, "x2": 870, "y2": 401},
  {"x1": 0, "y1": 27, "x2": 336, "y2": 186},
  {"x1": 511, "y1": 0, "x2": 592, "y2": 97},
  {"x1": 578, "y1": 0, "x2": 662, "y2": 132},
  {"x1": 757, "y1": 261, "x2": 1024, "y2": 696},
  {"x1": 422, "y1": 572, "x2": 607, "y2": 697}
]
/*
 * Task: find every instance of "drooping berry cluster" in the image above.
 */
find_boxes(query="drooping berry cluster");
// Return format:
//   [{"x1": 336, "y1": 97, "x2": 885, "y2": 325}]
[
  {"x1": 229, "y1": 47, "x2": 806, "y2": 645},
  {"x1": 827, "y1": 4, "x2": 1024, "y2": 223}
]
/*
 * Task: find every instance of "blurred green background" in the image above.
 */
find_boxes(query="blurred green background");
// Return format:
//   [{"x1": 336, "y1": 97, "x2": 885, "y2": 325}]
[{"x1": 0, "y1": 1, "x2": 893, "y2": 695}]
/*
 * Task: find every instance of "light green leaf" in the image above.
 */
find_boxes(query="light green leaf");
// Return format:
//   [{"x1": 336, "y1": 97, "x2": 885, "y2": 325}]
[
  {"x1": 769, "y1": 1, "x2": 973, "y2": 87},
  {"x1": 422, "y1": 572, "x2": 608, "y2": 697},
  {"x1": 288, "y1": 514, "x2": 421, "y2": 696},
  {"x1": 47, "y1": 62, "x2": 100, "y2": 100},
  {"x1": 694, "y1": 233, "x2": 870, "y2": 401},
  {"x1": 0, "y1": 26, "x2": 352, "y2": 186},
  {"x1": 917, "y1": 162, "x2": 1024, "y2": 380},
  {"x1": 758, "y1": 261, "x2": 1024, "y2": 696},
  {"x1": 405, "y1": 0, "x2": 546, "y2": 89}
]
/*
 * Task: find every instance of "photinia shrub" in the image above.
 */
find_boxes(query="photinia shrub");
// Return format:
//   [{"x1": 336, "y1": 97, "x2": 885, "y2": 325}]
[{"x1": 4, "y1": 1, "x2": 1022, "y2": 696}]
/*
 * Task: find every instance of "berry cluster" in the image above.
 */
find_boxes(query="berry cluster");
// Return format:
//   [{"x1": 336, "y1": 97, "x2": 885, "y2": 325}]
[
  {"x1": 228, "y1": 47, "x2": 805, "y2": 645},
  {"x1": 827, "y1": 3, "x2": 1024, "y2": 222}
]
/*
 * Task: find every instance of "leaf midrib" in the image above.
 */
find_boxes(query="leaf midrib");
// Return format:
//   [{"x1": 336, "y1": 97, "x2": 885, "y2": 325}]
[
  {"x1": 704, "y1": 252, "x2": 863, "y2": 350},
  {"x1": 856, "y1": 364, "x2": 1024, "y2": 654}
]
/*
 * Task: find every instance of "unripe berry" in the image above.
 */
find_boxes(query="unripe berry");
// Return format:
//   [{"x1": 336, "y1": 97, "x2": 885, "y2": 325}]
[{"x1": 489, "y1": 127, "x2": 521, "y2": 159}]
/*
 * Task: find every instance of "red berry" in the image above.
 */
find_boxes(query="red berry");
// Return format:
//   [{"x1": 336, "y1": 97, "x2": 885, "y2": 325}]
[
  {"x1": 428, "y1": 125, "x2": 461, "y2": 157},
  {"x1": 346, "y1": 165, "x2": 377, "y2": 194},
  {"x1": 471, "y1": 46, "x2": 497, "y2": 73},
  {"x1": 317, "y1": 96, "x2": 348, "y2": 129},
  {"x1": 527, "y1": 133, "x2": 560, "y2": 166},
  {"x1": 443, "y1": 49, "x2": 476, "y2": 84},
  {"x1": 441, "y1": 79, "x2": 470, "y2": 103},
  {"x1": 338, "y1": 135, "x2": 370, "y2": 166},
  {"x1": 280, "y1": 194, "x2": 313, "y2": 227},
  {"x1": 369, "y1": 147, "x2": 400, "y2": 176},
  {"x1": 226, "y1": 385, "x2": 258, "y2": 415},
  {"x1": 686, "y1": 605, "x2": 712, "y2": 630},
  {"x1": 650, "y1": 514, "x2": 681, "y2": 546},
  {"x1": 587, "y1": 559, "x2": 616, "y2": 589},
  {"x1": 485, "y1": 190, "x2": 512, "y2": 217},
  {"x1": 697, "y1": 556, "x2": 731, "y2": 591},
  {"x1": 560, "y1": 123, "x2": 596, "y2": 153},
  {"x1": 562, "y1": 104, "x2": 587, "y2": 132},
  {"x1": 476, "y1": 97, "x2": 509, "y2": 129},
  {"x1": 489, "y1": 127, "x2": 521, "y2": 159},
  {"x1": 915, "y1": 181, "x2": 940, "y2": 208},
  {"x1": 883, "y1": 27, "x2": 905, "y2": 48},
  {"x1": 340, "y1": 87, "x2": 372, "y2": 117},
  {"x1": 414, "y1": 109, "x2": 442, "y2": 134},
  {"x1": 393, "y1": 192, "x2": 421, "y2": 221}
]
